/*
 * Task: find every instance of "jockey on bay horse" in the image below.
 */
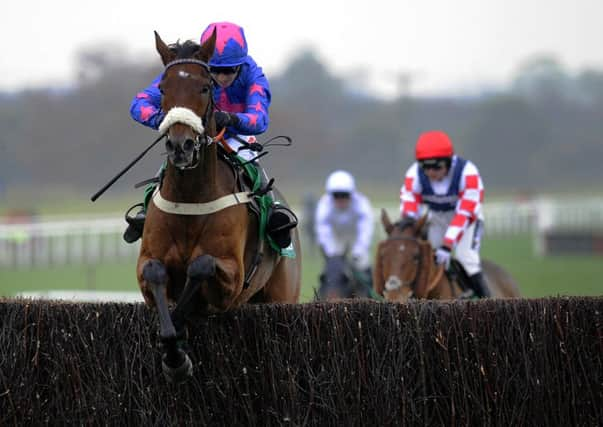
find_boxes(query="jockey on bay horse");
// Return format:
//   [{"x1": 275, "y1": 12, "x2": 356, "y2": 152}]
[
  {"x1": 399, "y1": 130, "x2": 489, "y2": 298},
  {"x1": 124, "y1": 21, "x2": 297, "y2": 250}
]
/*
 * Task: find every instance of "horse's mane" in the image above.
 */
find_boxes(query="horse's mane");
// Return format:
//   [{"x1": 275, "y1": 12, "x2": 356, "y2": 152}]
[
  {"x1": 168, "y1": 40, "x2": 201, "y2": 59},
  {"x1": 392, "y1": 217, "x2": 429, "y2": 241},
  {"x1": 393, "y1": 217, "x2": 416, "y2": 233}
]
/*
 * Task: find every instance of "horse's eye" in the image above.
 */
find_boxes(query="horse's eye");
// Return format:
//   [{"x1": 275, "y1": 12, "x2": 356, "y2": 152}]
[
  {"x1": 200, "y1": 86, "x2": 210, "y2": 95},
  {"x1": 158, "y1": 85, "x2": 164, "y2": 95}
]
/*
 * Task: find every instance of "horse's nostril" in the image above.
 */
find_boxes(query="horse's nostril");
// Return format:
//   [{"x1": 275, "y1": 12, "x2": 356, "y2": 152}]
[
  {"x1": 385, "y1": 275, "x2": 402, "y2": 291},
  {"x1": 165, "y1": 140, "x2": 174, "y2": 151},
  {"x1": 183, "y1": 139, "x2": 195, "y2": 152}
]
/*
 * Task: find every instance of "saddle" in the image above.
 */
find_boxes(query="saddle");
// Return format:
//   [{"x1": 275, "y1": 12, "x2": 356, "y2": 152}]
[{"x1": 220, "y1": 145, "x2": 296, "y2": 258}]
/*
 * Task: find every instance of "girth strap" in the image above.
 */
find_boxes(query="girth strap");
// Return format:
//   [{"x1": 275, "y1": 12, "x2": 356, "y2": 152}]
[{"x1": 152, "y1": 188, "x2": 251, "y2": 215}]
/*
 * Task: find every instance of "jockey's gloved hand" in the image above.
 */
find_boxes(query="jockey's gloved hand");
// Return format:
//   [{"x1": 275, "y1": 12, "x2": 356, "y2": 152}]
[
  {"x1": 435, "y1": 246, "x2": 452, "y2": 269},
  {"x1": 215, "y1": 111, "x2": 240, "y2": 129}
]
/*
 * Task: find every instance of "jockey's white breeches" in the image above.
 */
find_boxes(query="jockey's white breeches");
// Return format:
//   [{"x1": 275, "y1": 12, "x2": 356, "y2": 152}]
[
  {"x1": 226, "y1": 135, "x2": 257, "y2": 161},
  {"x1": 427, "y1": 211, "x2": 483, "y2": 276},
  {"x1": 225, "y1": 135, "x2": 271, "y2": 193}
]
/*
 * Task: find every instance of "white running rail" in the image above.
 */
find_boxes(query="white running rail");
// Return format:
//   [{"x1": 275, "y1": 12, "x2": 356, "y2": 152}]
[{"x1": 2, "y1": 197, "x2": 603, "y2": 268}]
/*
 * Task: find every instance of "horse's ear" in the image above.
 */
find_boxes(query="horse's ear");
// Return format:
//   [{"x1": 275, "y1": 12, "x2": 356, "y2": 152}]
[
  {"x1": 415, "y1": 214, "x2": 428, "y2": 238},
  {"x1": 381, "y1": 209, "x2": 394, "y2": 236},
  {"x1": 198, "y1": 27, "x2": 217, "y2": 62},
  {"x1": 154, "y1": 31, "x2": 174, "y2": 65}
]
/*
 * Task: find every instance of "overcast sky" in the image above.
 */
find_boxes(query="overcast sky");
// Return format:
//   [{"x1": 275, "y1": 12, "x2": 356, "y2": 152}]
[{"x1": 3, "y1": 0, "x2": 603, "y2": 96}]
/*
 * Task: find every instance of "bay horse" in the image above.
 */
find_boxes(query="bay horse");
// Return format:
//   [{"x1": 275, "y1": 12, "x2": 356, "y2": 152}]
[
  {"x1": 137, "y1": 31, "x2": 301, "y2": 382},
  {"x1": 373, "y1": 210, "x2": 520, "y2": 302}
]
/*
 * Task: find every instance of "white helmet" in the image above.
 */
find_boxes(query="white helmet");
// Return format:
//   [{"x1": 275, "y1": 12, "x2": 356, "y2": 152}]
[{"x1": 325, "y1": 170, "x2": 356, "y2": 194}]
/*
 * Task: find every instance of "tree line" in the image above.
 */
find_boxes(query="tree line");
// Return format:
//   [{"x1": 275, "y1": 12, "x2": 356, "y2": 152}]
[{"x1": 1, "y1": 46, "x2": 602, "y2": 203}]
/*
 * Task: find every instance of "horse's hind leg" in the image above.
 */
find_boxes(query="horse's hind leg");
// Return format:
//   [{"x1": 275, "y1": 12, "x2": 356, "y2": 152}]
[{"x1": 142, "y1": 259, "x2": 192, "y2": 383}]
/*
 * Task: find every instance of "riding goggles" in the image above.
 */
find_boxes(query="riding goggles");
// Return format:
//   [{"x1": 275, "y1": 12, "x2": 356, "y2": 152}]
[
  {"x1": 331, "y1": 191, "x2": 351, "y2": 200},
  {"x1": 210, "y1": 66, "x2": 240, "y2": 75},
  {"x1": 419, "y1": 158, "x2": 448, "y2": 171}
]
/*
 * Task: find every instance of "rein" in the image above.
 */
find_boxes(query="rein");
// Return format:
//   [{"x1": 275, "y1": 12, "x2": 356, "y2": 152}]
[{"x1": 383, "y1": 235, "x2": 444, "y2": 298}]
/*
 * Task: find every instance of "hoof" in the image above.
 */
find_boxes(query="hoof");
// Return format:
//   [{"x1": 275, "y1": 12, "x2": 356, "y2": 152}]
[{"x1": 162, "y1": 351, "x2": 193, "y2": 384}]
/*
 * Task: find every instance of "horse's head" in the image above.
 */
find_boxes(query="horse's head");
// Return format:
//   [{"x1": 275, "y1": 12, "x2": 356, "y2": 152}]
[
  {"x1": 374, "y1": 210, "x2": 432, "y2": 302},
  {"x1": 375, "y1": 237, "x2": 422, "y2": 302},
  {"x1": 154, "y1": 31, "x2": 217, "y2": 169},
  {"x1": 320, "y1": 255, "x2": 355, "y2": 300}
]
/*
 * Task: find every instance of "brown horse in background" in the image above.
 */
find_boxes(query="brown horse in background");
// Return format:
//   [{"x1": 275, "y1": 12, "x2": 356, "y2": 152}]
[
  {"x1": 137, "y1": 31, "x2": 301, "y2": 382},
  {"x1": 373, "y1": 210, "x2": 520, "y2": 302}
]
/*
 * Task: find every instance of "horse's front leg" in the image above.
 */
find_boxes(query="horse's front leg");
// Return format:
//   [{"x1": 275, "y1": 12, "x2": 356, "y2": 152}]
[
  {"x1": 171, "y1": 254, "x2": 216, "y2": 328},
  {"x1": 141, "y1": 259, "x2": 192, "y2": 383}
]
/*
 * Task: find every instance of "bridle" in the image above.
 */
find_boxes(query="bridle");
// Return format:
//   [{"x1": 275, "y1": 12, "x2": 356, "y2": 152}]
[
  {"x1": 382, "y1": 233, "x2": 449, "y2": 299},
  {"x1": 159, "y1": 58, "x2": 219, "y2": 170},
  {"x1": 382, "y1": 236, "x2": 423, "y2": 298}
]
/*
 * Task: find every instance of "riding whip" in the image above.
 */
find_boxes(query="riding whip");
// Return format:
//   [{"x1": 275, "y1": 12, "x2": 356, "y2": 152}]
[{"x1": 90, "y1": 134, "x2": 165, "y2": 202}]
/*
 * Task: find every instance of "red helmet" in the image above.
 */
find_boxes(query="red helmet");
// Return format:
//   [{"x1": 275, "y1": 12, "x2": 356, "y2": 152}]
[{"x1": 415, "y1": 130, "x2": 454, "y2": 160}]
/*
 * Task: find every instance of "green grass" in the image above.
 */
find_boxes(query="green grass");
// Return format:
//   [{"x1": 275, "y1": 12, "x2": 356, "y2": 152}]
[
  {"x1": 0, "y1": 263, "x2": 139, "y2": 295},
  {"x1": 1, "y1": 234, "x2": 601, "y2": 301},
  {"x1": 480, "y1": 234, "x2": 603, "y2": 297}
]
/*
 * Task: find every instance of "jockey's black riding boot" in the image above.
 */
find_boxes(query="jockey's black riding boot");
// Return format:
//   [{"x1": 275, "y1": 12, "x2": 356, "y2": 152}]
[
  {"x1": 469, "y1": 272, "x2": 490, "y2": 298},
  {"x1": 123, "y1": 203, "x2": 146, "y2": 244},
  {"x1": 122, "y1": 166, "x2": 164, "y2": 244},
  {"x1": 256, "y1": 166, "x2": 298, "y2": 249},
  {"x1": 267, "y1": 204, "x2": 298, "y2": 249},
  {"x1": 266, "y1": 203, "x2": 297, "y2": 249}
]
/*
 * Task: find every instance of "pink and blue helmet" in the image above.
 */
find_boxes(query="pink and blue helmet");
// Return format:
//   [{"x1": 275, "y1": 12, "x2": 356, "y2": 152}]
[{"x1": 200, "y1": 22, "x2": 248, "y2": 67}]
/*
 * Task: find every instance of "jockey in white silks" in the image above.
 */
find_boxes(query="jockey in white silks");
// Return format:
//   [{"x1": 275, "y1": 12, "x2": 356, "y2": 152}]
[
  {"x1": 314, "y1": 170, "x2": 374, "y2": 273},
  {"x1": 399, "y1": 130, "x2": 489, "y2": 297}
]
